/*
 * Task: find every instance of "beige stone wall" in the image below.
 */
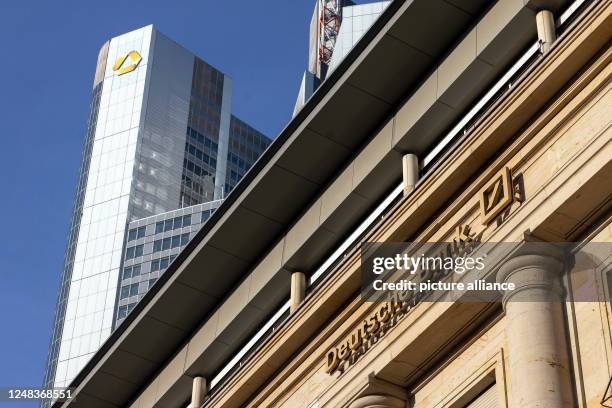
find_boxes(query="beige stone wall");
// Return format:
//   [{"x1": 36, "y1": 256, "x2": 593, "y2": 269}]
[
  {"x1": 412, "y1": 320, "x2": 507, "y2": 407},
  {"x1": 169, "y1": 3, "x2": 612, "y2": 408},
  {"x1": 239, "y1": 17, "x2": 612, "y2": 408},
  {"x1": 568, "y1": 221, "x2": 612, "y2": 407}
]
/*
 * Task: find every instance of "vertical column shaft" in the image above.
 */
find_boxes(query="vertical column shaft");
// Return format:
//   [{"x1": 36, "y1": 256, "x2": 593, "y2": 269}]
[
  {"x1": 497, "y1": 253, "x2": 573, "y2": 407},
  {"x1": 290, "y1": 271, "x2": 306, "y2": 314},
  {"x1": 191, "y1": 376, "x2": 207, "y2": 408},
  {"x1": 536, "y1": 10, "x2": 557, "y2": 53},
  {"x1": 402, "y1": 154, "x2": 419, "y2": 197}
]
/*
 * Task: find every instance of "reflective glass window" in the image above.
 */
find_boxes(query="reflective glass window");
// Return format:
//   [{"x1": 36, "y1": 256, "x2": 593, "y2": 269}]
[
  {"x1": 120, "y1": 286, "x2": 130, "y2": 300},
  {"x1": 162, "y1": 238, "x2": 171, "y2": 250},
  {"x1": 125, "y1": 247, "x2": 135, "y2": 260},
  {"x1": 117, "y1": 306, "x2": 128, "y2": 320},
  {"x1": 173, "y1": 216, "x2": 182, "y2": 229},
  {"x1": 153, "y1": 240, "x2": 162, "y2": 252},
  {"x1": 132, "y1": 264, "x2": 141, "y2": 277}
]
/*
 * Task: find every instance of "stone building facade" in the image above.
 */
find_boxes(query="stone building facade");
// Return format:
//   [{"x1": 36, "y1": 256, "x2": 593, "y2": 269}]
[{"x1": 52, "y1": 0, "x2": 612, "y2": 407}]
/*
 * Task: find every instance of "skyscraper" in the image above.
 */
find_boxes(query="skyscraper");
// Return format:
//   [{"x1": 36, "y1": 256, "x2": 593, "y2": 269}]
[
  {"x1": 42, "y1": 25, "x2": 271, "y2": 395},
  {"x1": 293, "y1": 0, "x2": 390, "y2": 116}
]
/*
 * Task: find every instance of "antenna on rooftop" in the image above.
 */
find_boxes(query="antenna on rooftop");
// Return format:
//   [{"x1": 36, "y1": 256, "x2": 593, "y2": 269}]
[{"x1": 317, "y1": 0, "x2": 343, "y2": 77}]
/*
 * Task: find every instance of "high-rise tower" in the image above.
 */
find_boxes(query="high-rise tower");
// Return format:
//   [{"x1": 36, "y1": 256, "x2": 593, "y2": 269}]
[
  {"x1": 42, "y1": 25, "x2": 271, "y2": 396},
  {"x1": 293, "y1": 0, "x2": 390, "y2": 115}
]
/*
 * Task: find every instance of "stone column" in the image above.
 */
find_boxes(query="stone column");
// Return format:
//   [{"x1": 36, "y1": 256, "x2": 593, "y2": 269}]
[
  {"x1": 290, "y1": 271, "x2": 306, "y2": 314},
  {"x1": 191, "y1": 376, "x2": 207, "y2": 408},
  {"x1": 348, "y1": 394, "x2": 406, "y2": 408},
  {"x1": 536, "y1": 10, "x2": 557, "y2": 53},
  {"x1": 497, "y1": 252, "x2": 573, "y2": 407},
  {"x1": 402, "y1": 153, "x2": 419, "y2": 197},
  {"x1": 348, "y1": 376, "x2": 407, "y2": 408}
]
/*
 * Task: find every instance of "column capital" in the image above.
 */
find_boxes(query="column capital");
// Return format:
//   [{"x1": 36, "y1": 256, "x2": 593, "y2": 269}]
[
  {"x1": 348, "y1": 375, "x2": 408, "y2": 408},
  {"x1": 348, "y1": 394, "x2": 406, "y2": 408},
  {"x1": 497, "y1": 244, "x2": 566, "y2": 308}
]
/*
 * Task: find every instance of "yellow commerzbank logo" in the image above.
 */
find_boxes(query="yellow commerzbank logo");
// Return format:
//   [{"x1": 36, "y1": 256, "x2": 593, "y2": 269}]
[{"x1": 112, "y1": 50, "x2": 142, "y2": 75}]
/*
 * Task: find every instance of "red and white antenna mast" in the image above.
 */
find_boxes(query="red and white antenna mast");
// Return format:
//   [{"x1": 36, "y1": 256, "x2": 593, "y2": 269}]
[{"x1": 317, "y1": 0, "x2": 342, "y2": 76}]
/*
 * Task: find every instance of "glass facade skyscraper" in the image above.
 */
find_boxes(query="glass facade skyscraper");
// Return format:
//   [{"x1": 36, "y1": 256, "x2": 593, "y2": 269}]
[
  {"x1": 116, "y1": 199, "x2": 222, "y2": 326},
  {"x1": 42, "y1": 25, "x2": 271, "y2": 397},
  {"x1": 326, "y1": 1, "x2": 391, "y2": 72}
]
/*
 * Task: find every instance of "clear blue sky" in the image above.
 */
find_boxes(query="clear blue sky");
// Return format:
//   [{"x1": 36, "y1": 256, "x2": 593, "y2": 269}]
[{"x1": 0, "y1": 1, "x2": 324, "y2": 405}]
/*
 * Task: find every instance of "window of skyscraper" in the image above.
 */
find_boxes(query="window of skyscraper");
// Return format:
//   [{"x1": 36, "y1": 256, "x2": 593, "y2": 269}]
[
  {"x1": 125, "y1": 245, "x2": 144, "y2": 260},
  {"x1": 120, "y1": 286, "x2": 130, "y2": 300},
  {"x1": 202, "y1": 210, "x2": 211, "y2": 222},
  {"x1": 152, "y1": 233, "x2": 187, "y2": 253},
  {"x1": 160, "y1": 257, "x2": 169, "y2": 269},
  {"x1": 132, "y1": 264, "x2": 141, "y2": 278},
  {"x1": 117, "y1": 306, "x2": 128, "y2": 320},
  {"x1": 128, "y1": 226, "x2": 146, "y2": 242},
  {"x1": 173, "y1": 216, "x2": 182, "y2": 229},
  {"x1": 125, "y1": 247, "x2": 135, "y2": 260}
]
